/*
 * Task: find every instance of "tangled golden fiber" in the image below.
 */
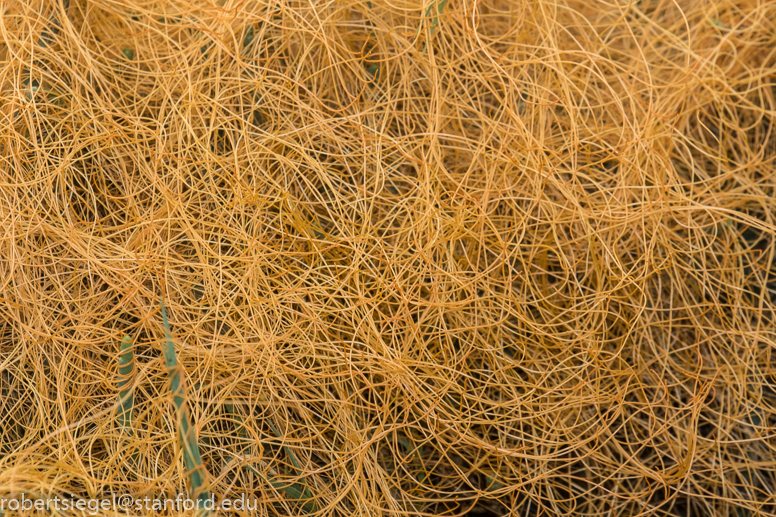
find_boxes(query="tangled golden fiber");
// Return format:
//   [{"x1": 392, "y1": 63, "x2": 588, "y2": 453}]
[{"x1": 1, "y1": 0, "x2": 776, "y2": 515}]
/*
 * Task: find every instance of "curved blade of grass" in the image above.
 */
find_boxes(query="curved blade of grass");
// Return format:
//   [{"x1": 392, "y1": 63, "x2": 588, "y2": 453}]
[
  {"x1": 426, "y1": 0, "x2": 447, "y2": 37},
  {"x1": 243, "y1": 25, "x2": 255, "y2": 48},
  {"x1": 417, "y1": 0, "x2": 448, "y2": 55},
  {"x1": 161, "y1": 298, "x2": 211, "y2": 516},
  {"x1": 240, "y1": 461, "x2": 315, "y2": 512},
  {"x1": 266, "y1": 420, "x2": 306, "y2": 476},
  {"x1": 226, "y1": 404, "x2": 316, "y2": 512},
  {"x1": 117, "y1": 335, "x2": 134, "y2": 432},
  {"x1": 117, "y1": 334, "x2": 141, "y2": 469}
]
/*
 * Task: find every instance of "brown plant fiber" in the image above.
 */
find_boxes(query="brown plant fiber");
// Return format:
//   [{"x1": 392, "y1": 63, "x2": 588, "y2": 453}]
[{"x1": 1, "y1": 0, "x2": 776, "y2": 515}]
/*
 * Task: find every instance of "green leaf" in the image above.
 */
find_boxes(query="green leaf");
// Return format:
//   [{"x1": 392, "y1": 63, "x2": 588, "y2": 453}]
[
  {"x1": 161, "y1": 298, "x2": 211, "y2": 516},
  {"x1": 243, "y1": 25, "x2": 255, "y2": 47},
  {"x1": 117, "y1": 335, "x2": 134, "y2": 430},
  {"x1": 484, "y1": 470, "x2": 504, "y2": 491},
  {"x1": 266, "y1": 419, "x2": 316, "y2": 512},
  {"x1": 426, "y1": 0, "x2": 448, "y2": 37},
  {"x1": 226, "y1": 404, "x2": 316, "y2": 512},
  {"x1": 366, "y1": 63, "x2": 380, "y2": 85},
  {"x1": 416, "y1": 0, "x2": 448, "y2": 55}
]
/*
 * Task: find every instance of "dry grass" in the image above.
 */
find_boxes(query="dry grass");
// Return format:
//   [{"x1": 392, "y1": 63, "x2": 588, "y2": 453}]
[{"x1": 1, "y1": 0, "x2": 776, "y2": 515}]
